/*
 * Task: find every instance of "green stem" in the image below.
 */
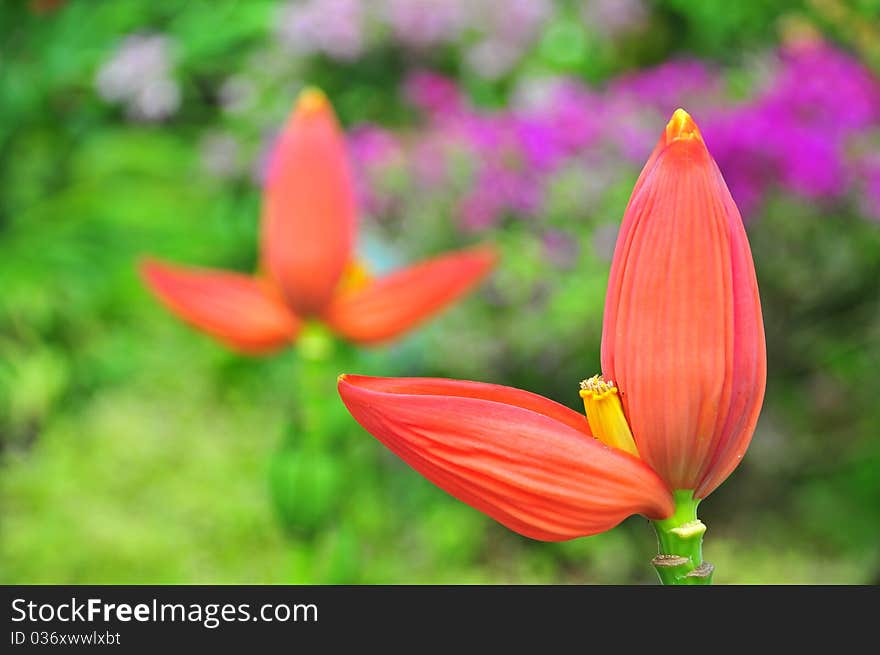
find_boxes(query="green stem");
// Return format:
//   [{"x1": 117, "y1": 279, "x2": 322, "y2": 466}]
[
  {"x1": 650, "y1": 489, "x2": 714, "y2": 585},
  {"x1": 269, "y1": 322, "x2": 339, "y2": 534},
  {"x1": 293, "y1": 323, "x2": 336, "y2": 450}
]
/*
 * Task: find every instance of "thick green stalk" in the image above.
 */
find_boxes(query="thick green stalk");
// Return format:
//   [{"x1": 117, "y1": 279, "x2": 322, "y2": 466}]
[{"x1": 650, "y1": 489, "x2": 714, "y2": 585}]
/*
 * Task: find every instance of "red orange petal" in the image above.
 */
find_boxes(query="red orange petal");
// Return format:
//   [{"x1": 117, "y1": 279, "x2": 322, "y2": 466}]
[
  {"x1": 141, "y1": 258, "x2": 301, "y2": 354},
  {"x1": 338, "y1": 375, "x2": 674, "y2": 541},
  {"x1": 322, "y1": 246, "x2": 496, "y2": 345}
]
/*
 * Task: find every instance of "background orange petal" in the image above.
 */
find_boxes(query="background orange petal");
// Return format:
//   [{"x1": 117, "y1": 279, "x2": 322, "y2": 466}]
[
  {"x1": 338, "y1": 374, "x2": 674, "y2": 541},
  {"x1": 322, "y1": 246, "x2": 496, "y2": 345},
  {"x1": 260, "y1": 90, "x2": 357, "y2": 316},
  {"x1": 141, "y1": 258, "x2": 301, "y2": 354}
]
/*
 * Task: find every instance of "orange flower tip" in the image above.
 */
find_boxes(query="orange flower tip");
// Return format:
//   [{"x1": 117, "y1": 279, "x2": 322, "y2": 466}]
[
  {"x1": 664, "y1": 108, "x2": 703, "y2": 144},
  {"x1": 296, "y1": 86, "x2": 330, "y2": 115}
]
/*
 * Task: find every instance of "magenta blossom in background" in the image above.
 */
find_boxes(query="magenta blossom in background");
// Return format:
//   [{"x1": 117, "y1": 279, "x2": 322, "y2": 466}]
[
  {"x1": 348, "y1": 125, "x2": 403, "y2": 167},
  {"x1": 347, "y1": 125, "x2": 405, "y2": 216},
  {"x1": 610, "y1": 59, "x2": 723, "y2": 114},
  {"x1": 404, "y1": 71, "x2": 466, "y2": 118},
  {"x1": 704, "y1": 43, "x2": 880, "y2": 215},
  {"x1": 350, "y1": 42, "x2": 880, "y2": 229}
]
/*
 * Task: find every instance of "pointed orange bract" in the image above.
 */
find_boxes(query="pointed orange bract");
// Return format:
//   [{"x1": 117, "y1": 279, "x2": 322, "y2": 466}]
[
  {"x1": 601, "y1": 109, "x2": 766, "y2": 496},
  {"x1": 338, "y1": 375, "x2": 674, "y2": 541},
  {"x1": 322, "y1": 246, "x2": 496, "y2": 345},
  {"x1": 140, "y1": 259, "x2": 301, "y2": 354},
  {"x1": 261, "y1": 88, "x2": 357, "y2": 316}
]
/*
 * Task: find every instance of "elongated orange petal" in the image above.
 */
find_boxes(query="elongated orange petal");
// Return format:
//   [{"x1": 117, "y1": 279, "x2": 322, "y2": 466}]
[
  {"x1": 322, "y1": 246, "x2": 497, "y2": 345},
  {"x1": 601, "y1": 109, "x2": 766, "y2": 497},
  {"x1": 693, "y1": 160, "x2": 767, "y2": 498},
  {"x1": 338, "y1": 375, "x2": 674, "y2": 541},
  {"x1": 141, "y1": 258, "x2": 301, "y2": 354},
  {"x1": 261, "y1": 88, "x2": 356, "y2": 316}
]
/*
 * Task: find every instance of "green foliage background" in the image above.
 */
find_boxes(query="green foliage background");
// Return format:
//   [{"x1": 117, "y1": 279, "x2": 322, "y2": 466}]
[{"x1": 1, "y1": 0, "x2": 879, "y2": 583}]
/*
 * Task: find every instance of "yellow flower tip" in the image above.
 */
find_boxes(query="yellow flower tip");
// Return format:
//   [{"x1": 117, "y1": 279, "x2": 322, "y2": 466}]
[
  {"x1": 578, "y1": 375, "x2": 640, "y2": 458},
  {"x1": 335, "y1": 259, "x2": 373, "y2": 296},
  {"x1": 296, "y1": 86, "x2": 330, "y2": 115},
  {"x1": 337, "y1": 373, "x2": 348, "y2": 384},
  {"x1": 665, "y1": 108, "x2": 703, "y2": 144}
]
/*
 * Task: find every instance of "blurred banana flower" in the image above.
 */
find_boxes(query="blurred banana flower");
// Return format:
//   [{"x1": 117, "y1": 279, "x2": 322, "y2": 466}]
[
  {"x1": 142, "y1": 89, "x2": 496, "y2": 353},
  {"x1": 339, "y1": 109, "x2": 766, "y2": 583}
]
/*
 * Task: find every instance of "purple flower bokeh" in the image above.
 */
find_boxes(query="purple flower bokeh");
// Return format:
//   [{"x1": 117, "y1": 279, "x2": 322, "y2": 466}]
[
  {"x1": 277, "y1": 0, "x2": 366, "y2": 61},
  {"x1": 274, "y1": 0, "x2": 557, "y2": 79},
  {"x1": 349, "y1": 41, "x2": 880, "y2": 229},
  {"x1": 95, "y1": 34, "x2": 180, "y2": 121}
]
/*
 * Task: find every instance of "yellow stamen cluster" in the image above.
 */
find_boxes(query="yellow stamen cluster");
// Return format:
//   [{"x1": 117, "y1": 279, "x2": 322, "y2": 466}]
[
  {"x1": 579, "y1": 375, "x2": 617, "y2": 397},
  {"x1": 579, "y1": 375, "x2": 640, "y2": 457}
]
